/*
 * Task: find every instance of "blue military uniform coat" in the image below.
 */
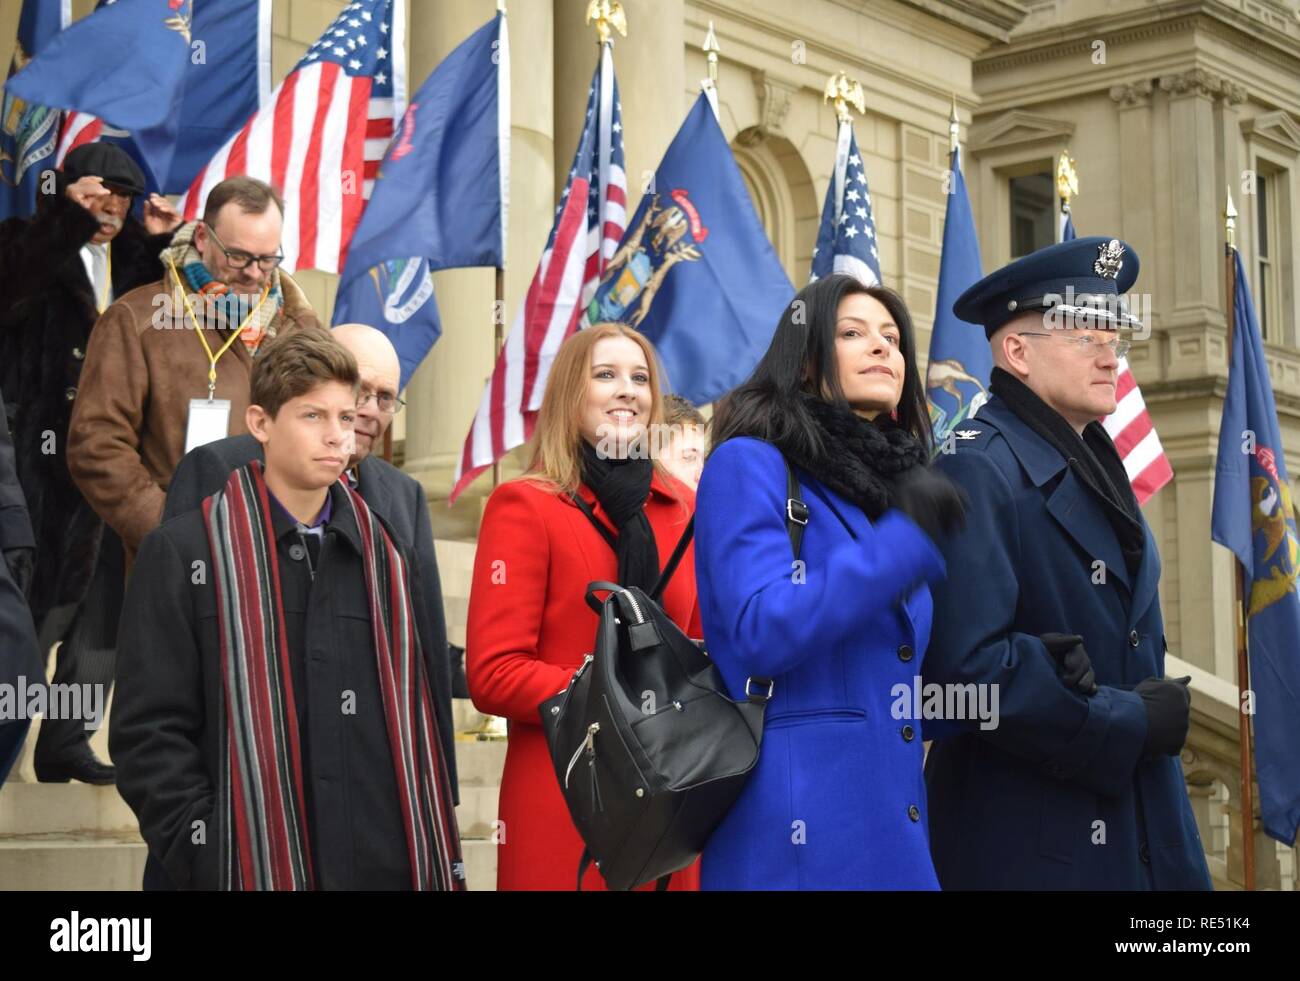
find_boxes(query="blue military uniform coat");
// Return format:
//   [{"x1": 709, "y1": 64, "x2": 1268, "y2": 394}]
[
  {"x1": 695, "y1": 437, "x2": 947, "y2": 890},
  {"x1": 924, "y1": 396, "x2": 1212, "y2": 889}
]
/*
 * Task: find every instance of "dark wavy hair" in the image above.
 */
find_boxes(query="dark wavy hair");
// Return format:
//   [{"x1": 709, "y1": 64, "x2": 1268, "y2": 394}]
[{"x1": 710, "y1": 273, "x2": 932, "y2": 459}]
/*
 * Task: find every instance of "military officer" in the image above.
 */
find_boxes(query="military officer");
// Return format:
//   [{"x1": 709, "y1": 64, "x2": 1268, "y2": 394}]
[{"x1": 922, "y1": 236, "x2": 1213, "y2": 890}]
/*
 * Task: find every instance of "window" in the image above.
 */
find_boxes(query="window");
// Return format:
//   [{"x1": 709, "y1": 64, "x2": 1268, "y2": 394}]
[
  {"x1": 1256, "y1": 169, "x2": 1278, "y2": 342},
  {"x1": 1009, "y1": 171, "x2": 1055, "y2": 258}
]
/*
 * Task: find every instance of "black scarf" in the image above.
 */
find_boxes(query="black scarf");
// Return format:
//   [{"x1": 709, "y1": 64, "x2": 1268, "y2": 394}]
[
  {"x1": 776, "y1": 393, "x2": 929, "y2": 520},
  {"x1": 578, "y1": 440, "x2": 660, "y2": 593},
  {"x1": 990, "y1": 368, "x2": 1144, "y2": 577}
]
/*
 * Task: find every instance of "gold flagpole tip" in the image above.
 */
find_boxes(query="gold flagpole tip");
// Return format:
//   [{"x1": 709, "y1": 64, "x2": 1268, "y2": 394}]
[
  {"x1": 823, "y1": 71, "x2": 865, "y2": 126},
  {"x1": 1056, "y1": 150, "x2": 1079, "y2": 206},
  {"x1": 586, "y1": 0, "x2": 627, "y2": 45}
]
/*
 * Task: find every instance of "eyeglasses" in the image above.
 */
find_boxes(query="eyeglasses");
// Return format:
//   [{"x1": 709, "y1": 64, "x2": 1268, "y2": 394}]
[
  {"x1": 1016, "y1": 332, "x2": 1131, "y2": 359},
  {"x1": 204, "y1": 222, "x2": 284, "y2": 271},
  {"x1": 358, "y1": 390, "x2": 405, "y2": 415}
]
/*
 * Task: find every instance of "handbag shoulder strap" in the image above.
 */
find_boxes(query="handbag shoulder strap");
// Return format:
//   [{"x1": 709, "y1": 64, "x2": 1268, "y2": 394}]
[
  {"x1": 569, "y1": 492, "x2": 618, "y2": 551},
  {"x1": 569, "y1": 490, "x2": 695, "y2": 603},
  {"x1": 783, "y1": 456, "x2": 807, "y2": 560},
  {"x1": 745, "y1": 454, "x2": 808, "y2": 706}
]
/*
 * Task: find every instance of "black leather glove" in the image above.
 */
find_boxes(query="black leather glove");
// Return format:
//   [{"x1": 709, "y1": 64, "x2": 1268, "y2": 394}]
[
  {"x1": 1135, "y1": 676, "x2": 1192, "y2": 760},
  {"x1": 891, "y1": 466, "x2": 967, "y2": 543},
  {"x1": 1040, "y1": 632, "x2": 1098, "y2": 696},
  {"x1": 3, "y1": 547, "x2": 34, "y2": 599}
]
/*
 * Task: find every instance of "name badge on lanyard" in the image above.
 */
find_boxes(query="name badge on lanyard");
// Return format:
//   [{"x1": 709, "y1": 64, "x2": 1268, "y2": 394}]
[{"x1": 185, "y1": 398, "x2": 231, "y2": 453}]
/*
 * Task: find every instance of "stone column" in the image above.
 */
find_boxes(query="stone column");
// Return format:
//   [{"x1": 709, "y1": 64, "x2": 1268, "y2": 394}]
[{"x1": 402, "y1": 0, "x2": 553, "y2": 531}]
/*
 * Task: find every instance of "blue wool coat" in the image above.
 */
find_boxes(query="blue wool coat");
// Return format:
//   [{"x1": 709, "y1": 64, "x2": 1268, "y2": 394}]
[
  {"x1": 924, "y1": 396, "x2": 1213, "y2": 890},
  {"x1": 695, "y1": 436, "x2": 947, "y2": 890}
]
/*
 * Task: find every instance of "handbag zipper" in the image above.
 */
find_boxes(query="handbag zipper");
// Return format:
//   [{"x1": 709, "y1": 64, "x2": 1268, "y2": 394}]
[
  {"x1": 564, "y1": 722, "x2": 601, "y2": 789},
  {"x1": 618, "y1": 588, "x2": 646, "y2": 624}
]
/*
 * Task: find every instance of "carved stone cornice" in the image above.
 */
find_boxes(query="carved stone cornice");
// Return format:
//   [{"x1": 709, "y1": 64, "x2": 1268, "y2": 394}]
[
  {"x1": 738, "y1": 70, "x2": 797, "y2": 146},
  {"x1": 1241, "y1": 109, "x2": 1300, "y2": 155},
  {"x1": 1109, "y1": 79, "x2": 1155, "y2": 109},
  {"x1": 1158, "y1": 67, "x2": 1248, "y2": 104}
]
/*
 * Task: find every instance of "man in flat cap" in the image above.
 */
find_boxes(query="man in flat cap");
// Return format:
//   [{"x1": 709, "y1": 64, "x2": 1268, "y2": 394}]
[
  {"x1": 921, "y1": 236, "x2": 1212, "y2": 889},
  {"x1": 0, "y1": 143, "x2": 181, "y2": 784}
]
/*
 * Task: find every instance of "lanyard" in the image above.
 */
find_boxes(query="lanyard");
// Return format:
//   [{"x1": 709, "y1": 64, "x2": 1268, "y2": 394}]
[{"x1": 167, "y1": 256, "x2": 270, "y2": 401}]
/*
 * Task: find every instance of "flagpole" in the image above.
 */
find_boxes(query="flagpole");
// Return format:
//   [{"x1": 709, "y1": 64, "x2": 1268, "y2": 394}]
[
  {"x1": 491, "y1": 0, "x2": 508, "y2": 492},
  {"x1": 1224, "y1": 188, "x2": 1257, "y2": 891}
]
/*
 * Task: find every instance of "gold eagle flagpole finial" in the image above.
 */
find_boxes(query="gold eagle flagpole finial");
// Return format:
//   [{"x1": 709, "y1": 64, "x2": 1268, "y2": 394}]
[
  {"x1": 823, "y1": 71, "x2": 866, "y2": 126},
  {"x1": 1057, "y1": 150, "x2": 1079, "y2": 208},
  {"x1": 586, "y1": 0, "x2": 627, "y2": 45}
]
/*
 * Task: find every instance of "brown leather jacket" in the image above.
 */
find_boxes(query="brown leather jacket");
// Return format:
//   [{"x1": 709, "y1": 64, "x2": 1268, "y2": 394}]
[{"x1": 67, "y1": 272, "x2": 319, "y2": 562}]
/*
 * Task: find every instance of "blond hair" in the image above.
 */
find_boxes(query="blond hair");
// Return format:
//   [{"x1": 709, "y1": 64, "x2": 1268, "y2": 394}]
[{"x1": 520, "y1": 323, "x2": 675, "y2": 496}]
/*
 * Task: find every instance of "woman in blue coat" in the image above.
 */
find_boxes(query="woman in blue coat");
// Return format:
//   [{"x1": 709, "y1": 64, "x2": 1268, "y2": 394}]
[{"x1": 695, "y1": 274, "x2": 966, "y2": 890}]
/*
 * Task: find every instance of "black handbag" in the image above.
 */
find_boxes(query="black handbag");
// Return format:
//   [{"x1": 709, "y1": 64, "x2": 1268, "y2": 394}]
[{"x1": 539, "y1": 459, "x2": 807, "y2": 891}]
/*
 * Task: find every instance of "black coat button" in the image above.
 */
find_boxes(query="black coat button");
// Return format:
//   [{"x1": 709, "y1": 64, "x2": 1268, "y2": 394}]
[
  {"x1": 1129, "y1": 630, "x2": 1140, "y2": 648},
  {"x1": 1139, "y1": 841, "x2": 1150, "y2": 864},
  {"x1": 64, "y1": 387, "x2": 77, "y2": 402},
  {"x1": 897, "y1": 644, "x2": 914, "y2": 662},
  {"x1": 907, "y1": 804, "x2": 920, "y2": 822},
  {"x1": 901, "y1": 725, "x2": 915, "y2": 742},
  {"x1": 289, "y1": 543, "x2": 307, "y2": 561}
]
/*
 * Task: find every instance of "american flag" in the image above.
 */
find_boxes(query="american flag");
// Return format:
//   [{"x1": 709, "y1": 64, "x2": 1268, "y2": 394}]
[
  {"x1": 810, "y1": 121, "x2": 881, "y2": 286},
  {"x1": 175, "y1": 0, "x2": 405, "y2": 274},
  {"x1": 450, "y1": 42, "x2": 625, "y2": 502},
  {"x1": 1061, "y1": 210, "x2": 1174, "y2": 504}
]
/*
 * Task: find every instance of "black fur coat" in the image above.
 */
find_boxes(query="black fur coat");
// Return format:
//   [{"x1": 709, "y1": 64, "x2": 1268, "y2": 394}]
[{"x1": 0, "y1": 192, "x2": 171, "y2": 634}]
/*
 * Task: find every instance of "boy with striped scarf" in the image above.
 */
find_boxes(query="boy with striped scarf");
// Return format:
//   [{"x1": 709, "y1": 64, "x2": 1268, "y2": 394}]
[{"x1": 111, "y1": 327, "x2": 464, "y2": 890}]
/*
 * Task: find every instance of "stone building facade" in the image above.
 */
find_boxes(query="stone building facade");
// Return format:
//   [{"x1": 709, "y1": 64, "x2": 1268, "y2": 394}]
[{"x1": 5, "y1": 0, "x2": 1297, "y2": 888}]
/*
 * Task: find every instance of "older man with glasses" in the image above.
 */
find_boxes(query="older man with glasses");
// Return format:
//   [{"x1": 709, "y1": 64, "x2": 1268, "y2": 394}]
[
  {"x1": 920, "y1": 236, "x2": 1213, "y2": 891},
  {"x1": 66, "y1": 176, "x2": 320, "y2": 575}
]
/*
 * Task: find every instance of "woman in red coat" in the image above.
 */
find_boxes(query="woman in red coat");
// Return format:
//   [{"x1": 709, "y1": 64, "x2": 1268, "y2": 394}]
[{"x1": 467, "y1": 323, "x2": 702, "y2": 891}]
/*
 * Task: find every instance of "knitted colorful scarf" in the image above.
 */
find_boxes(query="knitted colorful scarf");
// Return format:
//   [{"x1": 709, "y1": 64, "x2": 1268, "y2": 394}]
[
  {"x1": 202, "y1": 461, "x2": 464, "y2": 891},
  {"x1": 162, "y1": 220, "x2": 284, "y2": 351}
]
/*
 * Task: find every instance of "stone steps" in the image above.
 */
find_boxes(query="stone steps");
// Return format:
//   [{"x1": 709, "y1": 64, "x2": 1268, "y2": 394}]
[
  {"x1": 0, "y1": 536, "x2": 505, "y2": 891},
  {"x1": 1, "y1": 709, "x2": 506, "y2": 892}
]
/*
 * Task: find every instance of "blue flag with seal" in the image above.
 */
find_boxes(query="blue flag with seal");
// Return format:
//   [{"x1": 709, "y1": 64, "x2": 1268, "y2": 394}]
[
  {"x1": 586, "y1": 92, "x2": 794, "y2": 406},
  {"x1": 30, "y1": 0, "x2": 269, "y2": 196},
  {"x1": 1210, "y1": 247, "x2": 1300, "y2": 846},
  {"x1": 0, "y1": 0, "x2": 71, "y2": 220},
  {"x1": 926, "y1": 145, "x2": 988, "y2": 445},
  {"x1": 335, "y1": 12, "x2": 507, "y2": 386},
  {"x1": 4, "y1": 0, "x2": 198, "y2": 191}
]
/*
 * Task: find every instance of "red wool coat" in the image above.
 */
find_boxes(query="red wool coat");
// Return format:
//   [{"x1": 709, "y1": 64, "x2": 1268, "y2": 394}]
[{"x1": 467, "y1": 473, "x2": 703, "y2": 891}]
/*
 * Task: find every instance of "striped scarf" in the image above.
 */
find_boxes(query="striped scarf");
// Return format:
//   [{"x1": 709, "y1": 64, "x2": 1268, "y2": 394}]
[{"x1": 202, "y1": 461, "x2": 464, "y2": 891}]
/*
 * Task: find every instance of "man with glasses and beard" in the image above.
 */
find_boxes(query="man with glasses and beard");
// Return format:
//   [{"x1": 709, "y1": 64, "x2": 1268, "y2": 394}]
[
  {"x1": 0, "y1": 143, "x2": 181, "y2": 784},
  {"x1": 921, "y1": 236, "x2": 1213, "y2": 890},
  {"x1": 67, "y1": 176, "x2": 320, "y2": 577}
]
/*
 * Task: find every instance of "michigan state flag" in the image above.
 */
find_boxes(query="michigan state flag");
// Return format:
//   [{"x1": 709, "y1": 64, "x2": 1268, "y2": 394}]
[
  {"x1": 586, "y1": 93, "x2": 793, "y2": 406},
  {"x1": 0, "y1": 0, "x2": 71, "y2": 220},
  {"x1": 926, "y1": 145, "x2": 988, "y2": 444},
  {"x1": 1211, "y1": 247, "x2": 1300, "y2": 846}
]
